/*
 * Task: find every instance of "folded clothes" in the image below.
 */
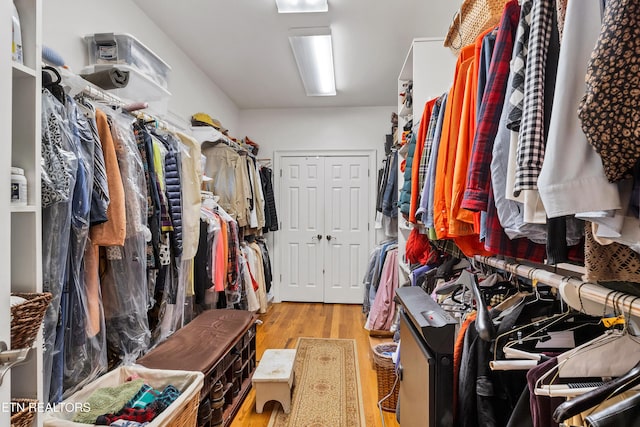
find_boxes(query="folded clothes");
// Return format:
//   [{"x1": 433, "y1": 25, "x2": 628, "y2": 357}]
[
  {"x1": 95, "y1": 385, "x2": 181, "y2": 425},
  {"x1": 127, "y1": 384, "x2": 155, "y2": 409},
  {"x1": 96, "y1": 407, "x2": 155, "y2": 425},
  {"x1": 151, "y1": 384, "x2": 181, "y2": 413},
  {"x1": 72, "y1": 379, "x2": 145, "y2": 424}
]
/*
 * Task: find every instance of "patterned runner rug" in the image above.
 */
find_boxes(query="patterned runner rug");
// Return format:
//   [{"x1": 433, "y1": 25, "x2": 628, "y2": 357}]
[{"x1": 268, "y1": 337, "x2": 365, "y2": 427}]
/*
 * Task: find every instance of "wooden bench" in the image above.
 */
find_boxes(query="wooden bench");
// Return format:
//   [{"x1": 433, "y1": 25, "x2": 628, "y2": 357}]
[
  {"x1": 137, "y1": 309, "x2": 257, "y2": 427},
  {"x1": 252, "y1": 349, "x2": 296, "y2": 414}
]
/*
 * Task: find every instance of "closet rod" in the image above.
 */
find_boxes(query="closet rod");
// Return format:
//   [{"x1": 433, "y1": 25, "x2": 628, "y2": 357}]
[
  {"x1": 473, "y1": 255, "x2": 580, "y2": 289},
  {"x1": 81, "y1": 84, "x2": 124, "y2": 106},
  {"x1": 474, "y1": 256, "x2": 640, "y2": 319}
]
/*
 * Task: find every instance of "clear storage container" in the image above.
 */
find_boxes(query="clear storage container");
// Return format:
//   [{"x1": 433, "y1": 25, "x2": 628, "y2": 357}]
[{"x1": 83, "y1": 33, "x2": 171, "y2": 89}]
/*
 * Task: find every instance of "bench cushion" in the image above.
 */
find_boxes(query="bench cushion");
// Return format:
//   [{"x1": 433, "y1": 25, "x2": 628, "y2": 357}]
[{"x1": 137, "y1": 309, "x2": 255, "y2": 374}]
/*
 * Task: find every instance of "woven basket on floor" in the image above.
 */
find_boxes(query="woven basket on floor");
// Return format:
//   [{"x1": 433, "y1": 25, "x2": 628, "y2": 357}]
[
  {"x1": 373, "y1": 342, "x2": 399, "y2": 412},
  {"x1": 444, "y1": 0, "x2": 509, "y2": 54},
  {"x1": 11, "y1": 399, "x2": 37, "y2": 427},
  {"x1": 11, "y1": 292, "x2": 52, "y2": 349}
]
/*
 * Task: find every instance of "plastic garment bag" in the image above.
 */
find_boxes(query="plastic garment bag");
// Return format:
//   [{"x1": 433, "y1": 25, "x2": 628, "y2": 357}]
[
  {"x1": 239, "y1": 247, "x2": 260, "y2": 312},
  {"x1": 225, "y1": 221, "x2": 242, "y2": 306},
  {"x1": 152, "y1": 131, "x2": 187, "y2": 344},
  {"x1": 60, "y1": 97, "x2": 108, "y2": 399},
  {"x1": 41, "y1": 90, "x2": 78, "y2": 403},
  {"x1": 248, "y1": 242, "x2": 268, "y2": 313},
  {"x1": 256, "y1": 238, "x2": 272, "y2": 293},
  {"x1": 241, "y1": 243, "x2": 266, "y2": 313},
  {"x1": 99, "y1": 109, "x2": 150, "y2": 368},
  {"x1": 152, "y1": 258, "x2": 182, "y2": 345}
]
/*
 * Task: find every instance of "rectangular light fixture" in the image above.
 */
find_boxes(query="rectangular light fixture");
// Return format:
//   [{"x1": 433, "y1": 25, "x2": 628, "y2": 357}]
[
  {"x1": 276, "y1": 0, "x2": 328, "y2": 13},
  {"x1": 288, "y1": 27, "x2": 336, "y2": 96}
]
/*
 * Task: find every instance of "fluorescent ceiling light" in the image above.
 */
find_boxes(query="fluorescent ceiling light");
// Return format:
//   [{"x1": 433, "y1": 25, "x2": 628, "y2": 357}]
[
  {"x1": 288, "y1": 27, "x2": 336, "y2": 96},
  {"x1": 276, "y1": 0, "x2": 328, "y2": 13}
]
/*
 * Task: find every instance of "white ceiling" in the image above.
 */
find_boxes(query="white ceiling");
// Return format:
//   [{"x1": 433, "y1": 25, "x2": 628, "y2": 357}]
[{"x1": 132, "y1": 0, "x2": 458, "y2": 110}]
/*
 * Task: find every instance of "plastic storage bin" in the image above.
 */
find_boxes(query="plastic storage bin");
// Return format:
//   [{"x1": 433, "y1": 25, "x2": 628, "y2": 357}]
[
  {"x1": 80, "y1": 64, "x2": 172, "y2": 116},
  {"x1": 84, "y1": 33, "x2": 171, "y2": 89},
  {"x1": 42, "y1": 365, "x2": 204, "y2": 427}
]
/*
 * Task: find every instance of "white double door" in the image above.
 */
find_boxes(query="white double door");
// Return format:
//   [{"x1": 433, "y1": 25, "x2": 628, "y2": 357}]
[{"x1": 279, "y1": 155, "x2": 371, "y2": 303}]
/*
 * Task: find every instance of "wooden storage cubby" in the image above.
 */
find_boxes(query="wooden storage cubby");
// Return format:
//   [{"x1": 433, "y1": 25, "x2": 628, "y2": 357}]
[
  {"x1": 199, "y1": 321, "x2": 256, "y2": 426},
  {"x1": 218, "y1": 323, "x2": 256, "y2": 426},
  {"x1": 137, "y1": 309, "x2": 257, "y2": 427}
]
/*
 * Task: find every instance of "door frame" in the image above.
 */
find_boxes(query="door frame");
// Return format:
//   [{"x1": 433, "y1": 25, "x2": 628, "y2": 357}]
[{"x1": 272, "y1": 149, "x2": 377, "y2": 303}]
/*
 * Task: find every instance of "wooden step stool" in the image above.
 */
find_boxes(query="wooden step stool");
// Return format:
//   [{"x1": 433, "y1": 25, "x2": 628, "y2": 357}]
[{"x1": 252, "y1": 349, "x2": 296, "y2": 414}]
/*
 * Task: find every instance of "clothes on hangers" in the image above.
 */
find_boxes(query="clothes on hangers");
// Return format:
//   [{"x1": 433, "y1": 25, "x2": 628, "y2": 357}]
[
  {"x1": 365, "y1": 246, "x2": 399, "y2": 331},
  {"x1": 412, "y1": 95, "x2": 443, "y2": 223},
  {"x1": 39, "y1": 65, "x2": 279, "y2": 405},
  {"x1": 193, "y1": 198, "x2": 273, "y2": 314},
  {"x1": 201, "y1": 140, "x2": 263, "y2": 229},
  {"x1": 362, "y1": 241, "x2": 397, "y2": 316},
  {"x1": 259, "y1": 166, "x2": 279, "y2": 232}
]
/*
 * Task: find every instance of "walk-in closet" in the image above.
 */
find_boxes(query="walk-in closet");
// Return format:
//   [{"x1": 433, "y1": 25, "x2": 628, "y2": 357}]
[{"x1": 2, "y1": 0, "x2": 640, "y2": 426}]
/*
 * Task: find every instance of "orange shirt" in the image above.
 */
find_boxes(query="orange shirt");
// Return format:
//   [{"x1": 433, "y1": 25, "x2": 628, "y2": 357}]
[
  {"x1": 433, "y1": 44, "x2": 475, "y2": 240},
  {"x1": 409, "y1": 98, "x2": 437, "y2": 224},
  {"x1": 450, "y1": 26, "x2": 496, "y2": 237},
  {"x1": 432, "y1": 42, "x2": 493, "y2": 257},
  {"x1": 449, "y1": 62, "x2": 478, "y2": 236}
]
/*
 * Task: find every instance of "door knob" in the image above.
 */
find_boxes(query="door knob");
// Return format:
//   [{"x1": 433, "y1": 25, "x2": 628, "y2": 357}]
[
  {"x1": 312, "y1": 234, "x2": 323, "y2": 241},
  {"x1": 326, "y1": 235, "x2": 333, "y2": 241}
]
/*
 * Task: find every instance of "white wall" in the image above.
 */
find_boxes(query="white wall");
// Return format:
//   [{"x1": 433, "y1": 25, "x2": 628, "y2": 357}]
[
  {"x1": 42, "y1": 0, "x2": 239, "y2": 133},
  {"x1": 240, "y1": 106, "x2": 394, "y2": 161}
]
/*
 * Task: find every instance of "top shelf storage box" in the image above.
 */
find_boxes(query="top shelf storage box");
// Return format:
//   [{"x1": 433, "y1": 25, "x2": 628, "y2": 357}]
[{"x1": 84, "y1": 32, "x2": 171, "y2": 89}]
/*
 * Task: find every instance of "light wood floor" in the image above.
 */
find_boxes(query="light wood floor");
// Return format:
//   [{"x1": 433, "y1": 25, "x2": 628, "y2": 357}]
[{"x1": 230, "y1": 302, "x2": 400, "y2": 427}]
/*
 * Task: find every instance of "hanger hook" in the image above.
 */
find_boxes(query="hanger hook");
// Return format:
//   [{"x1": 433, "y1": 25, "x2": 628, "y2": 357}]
[
  {"x1": 614, "y1": 292, "x2": 629, "y2": 319},
  {"x1": 626, "y1": 297, "x2": 640, "y2": 335},
  {"x1": 42, "y1": 65, "x2": 62, "y2": 85},
  {"x1": 602, "y1": 290, "x2": 616, "y2": 318},
  {"x1": 613, "y1": 293, "x2": 623, "y2": 317},
  {"x1": 577, "y1": 282, "x2": 588, "y2": 315}
]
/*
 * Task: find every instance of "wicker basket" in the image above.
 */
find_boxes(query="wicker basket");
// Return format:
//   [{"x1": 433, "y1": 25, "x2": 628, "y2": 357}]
[
  {"x1": 42, "y1": 366, "x2": 204, "y2": 427},
  {"x1": 11, "y1": 292, "x2": 52, "y2": 349},
  {"x1": 373, "y1": 343, "x2": 399, "y2": 412},
  {"x1": 166, "y1": 389, "x2": 200, "y2": 427},
  {"x1": 11, "y1": 399, "x2": 37, "y2": 427},
  {"x1": 444, "y1": 0, "x2": 509, "y2": 54}
]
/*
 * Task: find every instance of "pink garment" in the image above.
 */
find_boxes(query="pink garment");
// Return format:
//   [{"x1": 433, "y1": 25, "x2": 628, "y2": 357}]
[
  {"x1": 212, "y1": 215, "x2": 227, "y2": 292},
  {"x1": 365, "y1": 249, "x2": 399, "y2": 331}
]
